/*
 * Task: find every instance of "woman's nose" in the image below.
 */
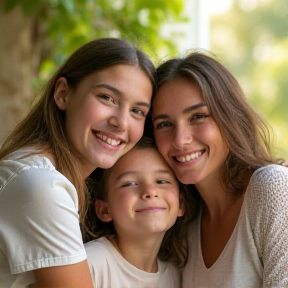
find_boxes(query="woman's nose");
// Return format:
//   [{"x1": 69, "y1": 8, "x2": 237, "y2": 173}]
[{"x1": 173, "y1": 125, "x2": 193, "y2": 150}]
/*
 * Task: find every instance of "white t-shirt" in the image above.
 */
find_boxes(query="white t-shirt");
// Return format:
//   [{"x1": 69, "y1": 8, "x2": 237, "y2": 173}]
[
  {"x1": 182, "y1": 164, "x2": 288, "y2": 288},
  {"x1": 85, "y1": 237, "x2": 181, "y2": 288},
  {"x1": 0, "y1": 149, "x2": 87, "y2": 288}
]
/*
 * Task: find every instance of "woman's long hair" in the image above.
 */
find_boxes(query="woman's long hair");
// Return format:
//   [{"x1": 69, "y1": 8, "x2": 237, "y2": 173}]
[{"x1": 152, "y1": 51, "x2": 286, "y2": 197}]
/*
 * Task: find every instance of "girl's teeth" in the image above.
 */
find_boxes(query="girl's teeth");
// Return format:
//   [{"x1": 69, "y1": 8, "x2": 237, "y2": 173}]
[
  {"x1": 176, "y1": 151, "x2": 202, "y2": 163},
  {"x1": 97, "y1": 134, "x2": 120, "y2": 146},
  {"x1": 111, "y1": 139, "x2": 119, "y2": 146}
]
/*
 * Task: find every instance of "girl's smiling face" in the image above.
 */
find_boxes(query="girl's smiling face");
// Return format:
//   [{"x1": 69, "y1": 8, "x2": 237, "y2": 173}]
[
  {"x1": 54, "y1": 64, "x2": 153, "y2": 177},
  {"x1": 152, "y1": 78, "x2": 229, "y2": 186}
]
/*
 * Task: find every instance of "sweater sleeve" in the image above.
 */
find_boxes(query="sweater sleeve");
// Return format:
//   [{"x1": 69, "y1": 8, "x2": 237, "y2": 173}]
[{"x1": 247, "y1": 164, "x2": 288, "y2": 288}]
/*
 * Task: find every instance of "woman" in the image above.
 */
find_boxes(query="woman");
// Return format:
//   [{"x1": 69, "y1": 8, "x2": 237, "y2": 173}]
[
  {"x1": 151, "y1": 52, "x2": 288, "y2": 287},
  {"x1": 0, "y1": 38, "x2": 155, "y2": 288}
]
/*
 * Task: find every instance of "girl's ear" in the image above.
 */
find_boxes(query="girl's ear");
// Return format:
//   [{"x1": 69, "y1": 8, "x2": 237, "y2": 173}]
[
  {"x1": 95, "y1": 199, "x2": 113, "y2": 222},
  {"x1": 177, "y1": 193, "x2": 185, "y2": 217},
  {"x1": 54, "y1": 77, "x2": 69, "y2": 110}
]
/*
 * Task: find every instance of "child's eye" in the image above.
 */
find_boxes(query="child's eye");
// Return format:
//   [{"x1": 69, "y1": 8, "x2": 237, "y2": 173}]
[
  {"x1": 131, "y1": 108, "x2": 145, "y2": 117},
  {"x1": 98, "y1": 94, "x2": 116, "y2": 104},
  {"x1": 155, "y1": 121, "x2": 172, "y2": 129},
  {"x1": 156, "y1": 179, "x2": 170, "y2": 184},
  {"x1": 122, "y1": 182, "x2": 138, "y2": 187}
]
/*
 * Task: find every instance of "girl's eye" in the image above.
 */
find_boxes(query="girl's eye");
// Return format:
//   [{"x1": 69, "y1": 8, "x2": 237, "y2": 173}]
[
  {"x1": 122, "y1": 182, "x2": 138, "y2": 187},
  {"x1": 155, "y1": 121, "x2": 172, "y2": 129},
  {"x1": 131, "y1": 108, "x2": 145, "y2": 117},
  {"x1": 99, "y1": 94, "x2": 115, "y2": 104}
]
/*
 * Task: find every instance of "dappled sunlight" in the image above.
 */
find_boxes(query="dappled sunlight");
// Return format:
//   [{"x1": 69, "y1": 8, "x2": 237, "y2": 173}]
[
  {"x1": 210, "y1": 0, "x2": 288, "y2": 159},
  {"x1": 208, "y1": 0, "x2": 232, "y2": 14}
]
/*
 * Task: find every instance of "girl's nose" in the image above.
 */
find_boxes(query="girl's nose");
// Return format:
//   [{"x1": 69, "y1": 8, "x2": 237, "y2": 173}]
[{"x1": 108, "y1": 111, "x2": 129, "y2": 131}]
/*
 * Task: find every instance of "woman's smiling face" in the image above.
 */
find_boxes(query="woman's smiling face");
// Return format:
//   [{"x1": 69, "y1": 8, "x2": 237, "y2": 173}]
[
  {"x1": 152, "y1": 78, "x2": 229, "y2": 186},
  {"x1": 54, "y1": 64, "x2": 153, "y2": 177}
]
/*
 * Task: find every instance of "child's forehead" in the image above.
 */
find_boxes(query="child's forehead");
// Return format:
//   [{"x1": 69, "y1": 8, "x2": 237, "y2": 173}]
[{"x1": 109, "y1": 146, "x2": 173, "y2": 176}]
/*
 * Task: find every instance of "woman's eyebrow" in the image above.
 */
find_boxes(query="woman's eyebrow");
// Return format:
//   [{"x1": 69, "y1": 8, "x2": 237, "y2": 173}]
[
  {"x1": 152, "y1": 102, "x2": 207, "y2": 123},
  {"x1": 183, "y1": 102, "x2": 207, "y2": 114}
]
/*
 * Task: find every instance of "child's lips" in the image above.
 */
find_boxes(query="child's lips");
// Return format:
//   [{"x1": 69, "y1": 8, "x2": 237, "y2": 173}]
[{"x1": 135, "y1": 207, "x2": 166, "y2": 212}]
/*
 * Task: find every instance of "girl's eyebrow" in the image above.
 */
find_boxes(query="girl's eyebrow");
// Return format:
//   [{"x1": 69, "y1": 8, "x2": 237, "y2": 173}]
[
  {"x1": 92, "y1": 83, "x2": 121, "y2": 95},
  {"x1": 152, "y1": 102, "x2": 207, "y2": 123},
  {"x1": 92, "y1": 83, "x2": 151, "y2": 108}
]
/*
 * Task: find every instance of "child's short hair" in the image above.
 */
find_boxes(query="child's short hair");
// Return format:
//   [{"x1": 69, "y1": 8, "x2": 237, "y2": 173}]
[{"x1": 84, "y1": 137, "x2": 199, "y2": 267}]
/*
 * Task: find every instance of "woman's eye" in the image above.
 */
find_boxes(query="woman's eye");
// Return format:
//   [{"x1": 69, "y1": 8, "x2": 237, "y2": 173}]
[
  {"x1": 155, "y1": 121, "x2": 172, "y2": 129},
  {"x1": 190, "y1": 114, "x2": 209, "y2": 122},
  {"x1": 131, "y1": 108, "x2": 145, "y2": 117},
  {"x1": 99, "y1": 94, "x2": 115, "y2": 104}
]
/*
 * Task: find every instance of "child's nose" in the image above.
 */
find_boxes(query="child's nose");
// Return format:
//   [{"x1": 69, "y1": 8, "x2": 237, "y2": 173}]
[{"x1": 141, "y1": 185, "x2": 159, "y2": 199}]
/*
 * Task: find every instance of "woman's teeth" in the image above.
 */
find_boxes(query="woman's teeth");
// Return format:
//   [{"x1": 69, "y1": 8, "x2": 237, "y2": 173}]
[{"x1": 176, "y1": 151, "x2": 203, "y2": 163}]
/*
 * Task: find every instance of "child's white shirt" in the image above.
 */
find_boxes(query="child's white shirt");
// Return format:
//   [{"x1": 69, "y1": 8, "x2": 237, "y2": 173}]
[{"x1": 85, "y1": 237, "x2": 181, "y2": 288}]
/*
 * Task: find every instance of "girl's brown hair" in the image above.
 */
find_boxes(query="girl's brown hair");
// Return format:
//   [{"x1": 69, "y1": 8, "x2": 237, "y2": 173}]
[
  {"x1": 0, "y1": 38, "x2": 156, "y2": 227},
  {"x1": 84, "y1": 137, "x2": 199, "y2": 267}
]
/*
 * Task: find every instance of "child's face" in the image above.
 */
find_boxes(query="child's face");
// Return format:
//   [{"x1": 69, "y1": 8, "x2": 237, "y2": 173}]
[{"x1": 103, "y1": 147, "x2": 184, "y2": 238}]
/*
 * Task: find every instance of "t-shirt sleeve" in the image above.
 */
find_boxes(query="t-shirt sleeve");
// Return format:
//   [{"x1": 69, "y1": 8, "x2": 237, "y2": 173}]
[
  {"x1": 247, "y1": 165, "x2": 288, "y2": 287},
  {"x1": 0, "y1": 166, "x2": 86, "y2": 274}
]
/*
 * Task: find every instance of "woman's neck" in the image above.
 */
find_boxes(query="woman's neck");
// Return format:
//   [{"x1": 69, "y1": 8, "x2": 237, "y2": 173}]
[
  {"x1": 196, "y1": 170, "x2": 247, "y2": 219},
  {"x1": 110, "y1": 232, "x2": 165, "y2": 273},
  {"x1": 196, "y1": 173, "x2": 235, "y2": 218}
]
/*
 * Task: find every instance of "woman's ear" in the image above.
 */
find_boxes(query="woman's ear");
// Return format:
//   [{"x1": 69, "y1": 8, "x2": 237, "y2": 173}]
[
  {"x1": 177, "y1": 193, "x2": 185, "y2": 217},
  {"x1": 95, "y1": 199, "x2": 113, "y2": 222},
  {"x1": 54, "y1": 77, "x2": 69, "y2": 110}
]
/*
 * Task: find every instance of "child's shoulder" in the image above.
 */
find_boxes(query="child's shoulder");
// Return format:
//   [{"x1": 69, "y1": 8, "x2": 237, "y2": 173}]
[
  {"x1": 85, "y1": 237, "x2": 116, "y2": 269},
  {"x1": 85, "y1": 237, "x2": 111, "y2": 255}
]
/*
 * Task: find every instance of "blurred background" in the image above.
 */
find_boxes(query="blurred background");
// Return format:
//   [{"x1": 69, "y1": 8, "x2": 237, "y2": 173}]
[{"x1": 0, "y1": 0, "x2": 287, "y2": 159}]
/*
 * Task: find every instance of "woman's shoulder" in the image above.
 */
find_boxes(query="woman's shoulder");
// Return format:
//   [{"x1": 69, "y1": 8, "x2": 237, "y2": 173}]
[
  {"x1": 249, "y1": 164, "x2": 288, "y2": 189},
  {"x1": 246, "y1": 164, "x2": 288, "y2": 212}
]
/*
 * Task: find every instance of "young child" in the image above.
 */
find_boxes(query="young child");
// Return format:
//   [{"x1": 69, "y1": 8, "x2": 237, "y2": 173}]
[{"x1": 84, "y1": 137, "x2": 196, "y2": 288}]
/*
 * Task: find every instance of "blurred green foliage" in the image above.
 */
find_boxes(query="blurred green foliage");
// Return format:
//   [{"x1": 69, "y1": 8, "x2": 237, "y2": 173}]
[
  {"x1": 210, "y1": 0, "x2": 288, "y2": 160},
  {"x1": 4, "y1": 0, "x2": 186, "y2": 85}
]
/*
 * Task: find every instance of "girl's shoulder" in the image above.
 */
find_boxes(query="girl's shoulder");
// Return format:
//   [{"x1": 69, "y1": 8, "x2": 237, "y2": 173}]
[{"x1": 0, "y1": 148, "x2": 57, "y2": 190}]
